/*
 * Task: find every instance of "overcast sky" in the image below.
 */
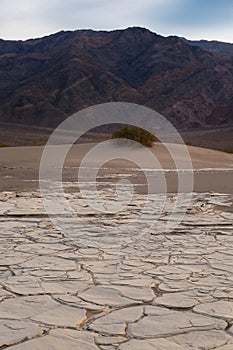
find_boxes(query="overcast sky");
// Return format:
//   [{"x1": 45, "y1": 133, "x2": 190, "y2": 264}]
[{"x1": 1, "y1": 0, "x2": 233, "y2": 42}]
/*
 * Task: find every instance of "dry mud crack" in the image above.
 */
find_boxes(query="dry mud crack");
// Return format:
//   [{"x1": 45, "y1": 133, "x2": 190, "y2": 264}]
[{"x1": 0, "y1": 190, "x2": 233, "y2": 349}]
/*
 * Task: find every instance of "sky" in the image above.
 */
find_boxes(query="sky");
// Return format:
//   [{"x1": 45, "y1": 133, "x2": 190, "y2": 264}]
[{"x1": 1, "y1": 0, "x2": 233, "y2": 42}]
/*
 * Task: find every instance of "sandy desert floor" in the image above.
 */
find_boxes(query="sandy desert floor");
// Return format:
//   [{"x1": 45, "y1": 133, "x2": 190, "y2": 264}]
[
  {"x1": 0, "y1": 142, "x2": 233, "y2": 349},
  {"x1": 0, "y1": 142, "x2": 233, "y2": 193}
]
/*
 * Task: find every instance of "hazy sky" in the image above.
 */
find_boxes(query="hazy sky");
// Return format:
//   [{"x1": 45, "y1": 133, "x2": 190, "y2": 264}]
[{"x1": 1, "y1": 0, "x2": 233, "y2": 42}]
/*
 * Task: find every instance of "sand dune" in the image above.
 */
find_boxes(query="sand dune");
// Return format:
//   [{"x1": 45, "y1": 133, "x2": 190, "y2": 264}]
[{"x1": 0, "y1": 142, "x2": 232, "y2": 193}]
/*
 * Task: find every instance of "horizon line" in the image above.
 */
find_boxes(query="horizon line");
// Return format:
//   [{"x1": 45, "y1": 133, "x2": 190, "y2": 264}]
[{"x1": 1, "y1": 26, "x2": 233, "y2": 44}]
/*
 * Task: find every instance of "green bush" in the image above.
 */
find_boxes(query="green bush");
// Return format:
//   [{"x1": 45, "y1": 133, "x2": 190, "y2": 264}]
[
  {"x1": 111, "y1": 125, "x2": 157, "y2": 147},
  {"x1": 222, "y1": 148, "x2": 233, "y2": 154},
  {"x1": 0, "y1": 141, "x2": 8, "y2": 147},
  {"x1": 186, "y1": 141, "x2": 192, "y2": 146}
]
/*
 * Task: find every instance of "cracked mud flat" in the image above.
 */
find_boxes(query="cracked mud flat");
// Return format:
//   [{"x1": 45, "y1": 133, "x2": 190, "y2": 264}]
[{"x1": 0, "y1": 189, "x2": 233, "y2": 349}]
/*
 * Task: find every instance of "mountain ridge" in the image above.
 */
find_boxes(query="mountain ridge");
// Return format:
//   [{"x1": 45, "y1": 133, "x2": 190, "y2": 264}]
[
  {"x1": 182, "y1": 38, "x2": 233, "y2": 58},
  {"x1": 0, "y1": 27, "x2": 232, "y2": 130}
]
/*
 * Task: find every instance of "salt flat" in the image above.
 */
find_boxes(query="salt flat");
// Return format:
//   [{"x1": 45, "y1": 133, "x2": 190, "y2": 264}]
[
  {"x1": 0, "y1": 189, "x2": 233, "y2": 349},
  {"x1": 0, "y1": 143, "x2": 233, "y2": 349}
]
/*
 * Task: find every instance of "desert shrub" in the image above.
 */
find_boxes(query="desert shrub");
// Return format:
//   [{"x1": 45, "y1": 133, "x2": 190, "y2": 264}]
[
  {"x1": 222, "y1": 148, "x2": 233, "y2": 154},
  {"x1": 0, "y1": 141, "x2": 8, "y2": 147},
  {"x1": 186, "y1": 141, "x2": 193, "y2": 146},
  {"x1": 111, "y1": 125, "x2": 157, "y2": 147}
]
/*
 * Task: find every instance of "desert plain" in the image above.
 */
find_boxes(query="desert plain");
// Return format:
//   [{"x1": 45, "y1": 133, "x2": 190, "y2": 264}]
[{"x1": 0, "y1": 141, "x2": 233, "y2": 349}]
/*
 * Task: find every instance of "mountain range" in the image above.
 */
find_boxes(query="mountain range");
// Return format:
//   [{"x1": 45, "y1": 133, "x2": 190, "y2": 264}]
[{"x1": 0, "y1": 27, "x2": 232, "y2": 130}]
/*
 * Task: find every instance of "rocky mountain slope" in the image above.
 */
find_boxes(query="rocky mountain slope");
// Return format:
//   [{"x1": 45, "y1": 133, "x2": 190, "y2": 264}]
[
  {"x1": 0, "y1": 27, "x2": 232, "y2": 130},
  {"x1": 183, "y1": 38, "x2": 233, "y2": 58}
]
